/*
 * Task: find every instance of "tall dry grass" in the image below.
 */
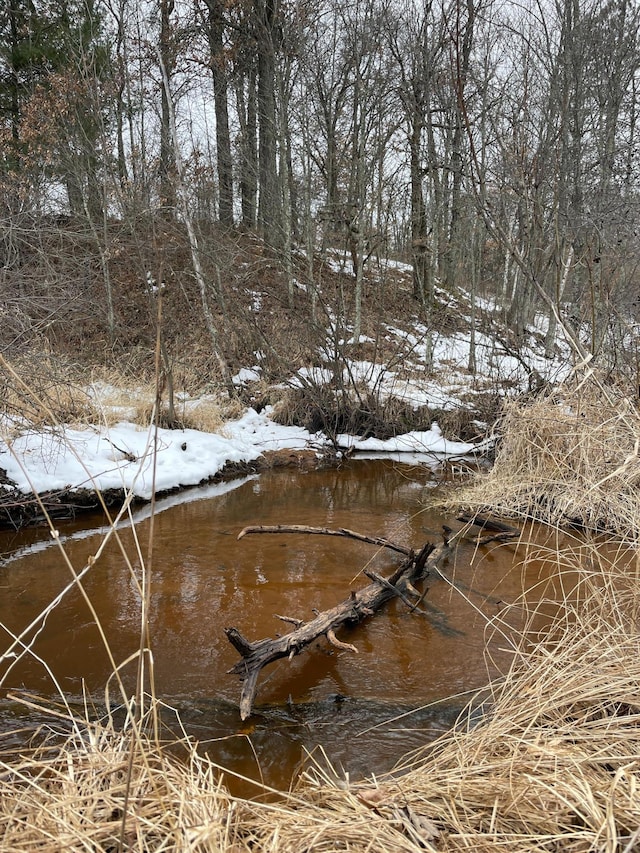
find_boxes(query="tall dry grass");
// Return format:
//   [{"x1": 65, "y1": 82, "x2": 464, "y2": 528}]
[
  {"x1": 0, "y1": 701, "x2": 239, "y2": 851},
  {"x1": 0, "y1": 355, "x2": 240, "y2": 435},
  {"x1": 0, "y1": 352, "x2": 94, "y2": 431},
  {"x1": 455, "y1": 374, "x2": 640, "y2": 538}
]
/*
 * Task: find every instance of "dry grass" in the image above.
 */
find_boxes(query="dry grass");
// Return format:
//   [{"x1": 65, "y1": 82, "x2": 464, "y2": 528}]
[
  {"x1": 87, "y1": 382, "x2": 158, "y2": 427},
  {"x1": 0, "y1": 353, "x2": 94, "y2": 429},
  {"x1": 180, "y1": 395, "x2": 245, "y2": 433},
  {"x1": 455, "y1": 375, "x2": 640, "y2": 537},
  {"x1": 0, "y1": 707, "x2": 240, "y2": 852},
  {"x1": 0, "y1": 357, "x2": 243, "y2": 436},
  {"x1": 382, "y1": 547, "x2": 640, "y2": 852}
]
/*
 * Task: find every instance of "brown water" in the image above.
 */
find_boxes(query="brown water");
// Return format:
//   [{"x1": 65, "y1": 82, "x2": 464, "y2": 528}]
[{"x1": 0, "y1": 460, "x2": 568, "y2": 793}]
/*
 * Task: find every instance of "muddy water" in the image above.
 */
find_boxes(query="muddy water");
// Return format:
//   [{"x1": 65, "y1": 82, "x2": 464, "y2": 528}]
[{"x1": 0, "y1": 461, "x2": 568, "y2": 793}]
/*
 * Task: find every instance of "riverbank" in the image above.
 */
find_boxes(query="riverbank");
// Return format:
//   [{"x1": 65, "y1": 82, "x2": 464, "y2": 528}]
[
  {"x1": 0, "y1": 234, "x2": 573, "y2": 533},
  {"x1": 1, "y1": 375, "x2": 639, "y2": 851},
  {"x1": 0, "y1": 400, "x2": 482, "y2": 529}
]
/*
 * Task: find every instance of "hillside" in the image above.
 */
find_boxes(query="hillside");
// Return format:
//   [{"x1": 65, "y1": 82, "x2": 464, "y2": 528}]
[{"x1": 1, "y1": 222, "x2": 572, "y2": 451}]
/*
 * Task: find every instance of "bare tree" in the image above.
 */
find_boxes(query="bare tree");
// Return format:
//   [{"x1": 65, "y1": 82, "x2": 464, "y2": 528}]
[
  {"x1": 254, "y1": 0, "x2": 283, "y2": 245},
  {"x1": 157, "y1": 47, "x2": 232, "y2": 390},
  {"x1": 388, "y1": 0, "x2": 447, "y2": 305},
  {"x1": 158, "y1": 0, "x2": 176, "y2": 214},
  {"x1": 201, "y1": 0, "x2": 234, "y2": 226}
]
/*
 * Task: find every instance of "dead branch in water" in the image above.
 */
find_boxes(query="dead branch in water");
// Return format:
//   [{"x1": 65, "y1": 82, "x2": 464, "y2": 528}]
[
  {"x1": 237, "y1": 524, "x2": 411, "y2": 556},
  {"x1": 457, "y1": 512, "x2": 521, "y2": 545},
  {"x1": 457, "y1": 512, "x2": 521, "y2": 536},
  {"x1": 226, "y1": 526, "x2": 453, "y2": 720}
]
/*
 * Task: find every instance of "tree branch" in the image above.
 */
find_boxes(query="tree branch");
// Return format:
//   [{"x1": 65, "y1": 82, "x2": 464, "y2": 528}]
[{"x1": 226, "y1": 532, "x2": 451, "y2": 719}]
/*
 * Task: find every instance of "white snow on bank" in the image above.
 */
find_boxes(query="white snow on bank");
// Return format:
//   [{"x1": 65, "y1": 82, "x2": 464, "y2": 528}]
[
  {"x1": 336, "y1": 423, "x2": 475, "y2": 457},
  {"x1": 0, "y1": 402, "x2": 483, "y2": 501},
  {"x1": 0, "y1": 409, "x2": 328, "y2": 500},
  {"x1": 0, "y1": 266, "x2": 577, "y2": 502}
]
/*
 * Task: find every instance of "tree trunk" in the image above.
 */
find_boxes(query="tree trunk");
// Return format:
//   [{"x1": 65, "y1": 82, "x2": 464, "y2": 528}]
[
  {"x1": 158, "y1": 0, "x2": 176, "y2": 214},
  {"x1": 8, "y1": 0, "x2": 21, "y2": 146},
  {"x1": 227, "y1": 527, "x2": 453, "y2": 719},
  {"x1": 446, "y1": 0, "x2": 475, "y2": 289},
  {"x1": 157, "y1": 47, "x2": 232, "y2": 390},
  {"x1": 410, "y1": 112, "x2": 429, "y2": 303},
  {"x1": 255, "y1": 0, "x2": 282, "y2": 246},
  {"x1": 205, "y1": 0, "x2": 234, "y2": 227},
  {"x1": 235, "y1": 67, "x2": 258, "y2": 228}
]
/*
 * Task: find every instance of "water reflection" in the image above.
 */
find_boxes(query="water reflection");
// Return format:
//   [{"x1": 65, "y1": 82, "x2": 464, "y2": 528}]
[{"x1": 0, "y1": 460, "x2": 568, "y2": 791}]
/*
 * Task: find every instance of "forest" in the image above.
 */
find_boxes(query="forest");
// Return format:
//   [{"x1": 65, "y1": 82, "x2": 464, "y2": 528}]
[
  {"x1": 2, "y1": 2, "x2": 640, "y2": 851},
  {"x1": 1, "y1": 0, "x2": 639, "y2": 393}
]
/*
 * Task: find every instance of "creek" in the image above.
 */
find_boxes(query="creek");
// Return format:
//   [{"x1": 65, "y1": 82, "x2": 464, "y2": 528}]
[{"x1": 0, "y1": 459, "x2": 567, "y2": 795}]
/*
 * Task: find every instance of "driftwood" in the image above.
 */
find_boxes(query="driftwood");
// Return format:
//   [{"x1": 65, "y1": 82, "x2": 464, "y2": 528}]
[
  {"x1": 457, "y1": 512, "x2": 520, "y2": 534},
  {"x1": 226, "y1": 525, "x2": 453, "y2": 720},
  {"x1": 457, "y1": 512, "x2": 521, "y2": 545}
]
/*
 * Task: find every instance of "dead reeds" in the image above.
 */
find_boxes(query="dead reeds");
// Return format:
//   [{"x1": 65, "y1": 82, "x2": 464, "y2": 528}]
[
  {"x1": 0, "y1": 705, "x2": 239, "y2": 851},
  {"x1": 455, "y1": 374, "x2": 640, "y2": 537},
  {"x1": 379, "y1": 547, "x2": 640, "y2": 852}
]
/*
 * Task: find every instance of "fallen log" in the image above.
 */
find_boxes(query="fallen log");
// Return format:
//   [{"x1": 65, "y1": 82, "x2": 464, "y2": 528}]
[{"x1": 226, "y1": 527, "x2": 453, "y2": 720}]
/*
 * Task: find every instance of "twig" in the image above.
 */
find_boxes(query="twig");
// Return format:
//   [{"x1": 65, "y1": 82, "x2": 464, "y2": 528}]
[
  {"x1": 326, "y1": 629, "x2": 358, "y2": 653},
  {"x1": 363, "y1": 569, "x2": 423, "y2": 612},
  {"x1": 103, "y1": 438, "x2": 137, "y2": 463},
  {"x1": 275, "y1": 614, "x2": 304, "y2": 628}
]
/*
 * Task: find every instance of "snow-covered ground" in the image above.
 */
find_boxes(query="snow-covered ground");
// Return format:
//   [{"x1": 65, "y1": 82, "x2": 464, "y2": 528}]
[
  {"x1": 336, "y1": 422, "x2": 480, "y2": 458},
  {"x1": 0, "y1": 409, "x2": 325, "y2": 500},
  {"x1": 0, "y1": 275, "x2": 574, "y2": 502},
  {"x1": 0, "y1": 407, "x2": 478, "y2": 500}
]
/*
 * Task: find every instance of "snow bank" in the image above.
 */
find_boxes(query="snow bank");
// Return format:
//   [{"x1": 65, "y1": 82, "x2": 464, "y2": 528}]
[
  {"x1": 0, "y1": 405, "x2": 481, "y2": 502},
  {"x1": 0, "y1": 409, "x2": 328, "y2": 500},
  {"x1": 336, "y1": 422, "x2": 475, "y2": 457}
]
